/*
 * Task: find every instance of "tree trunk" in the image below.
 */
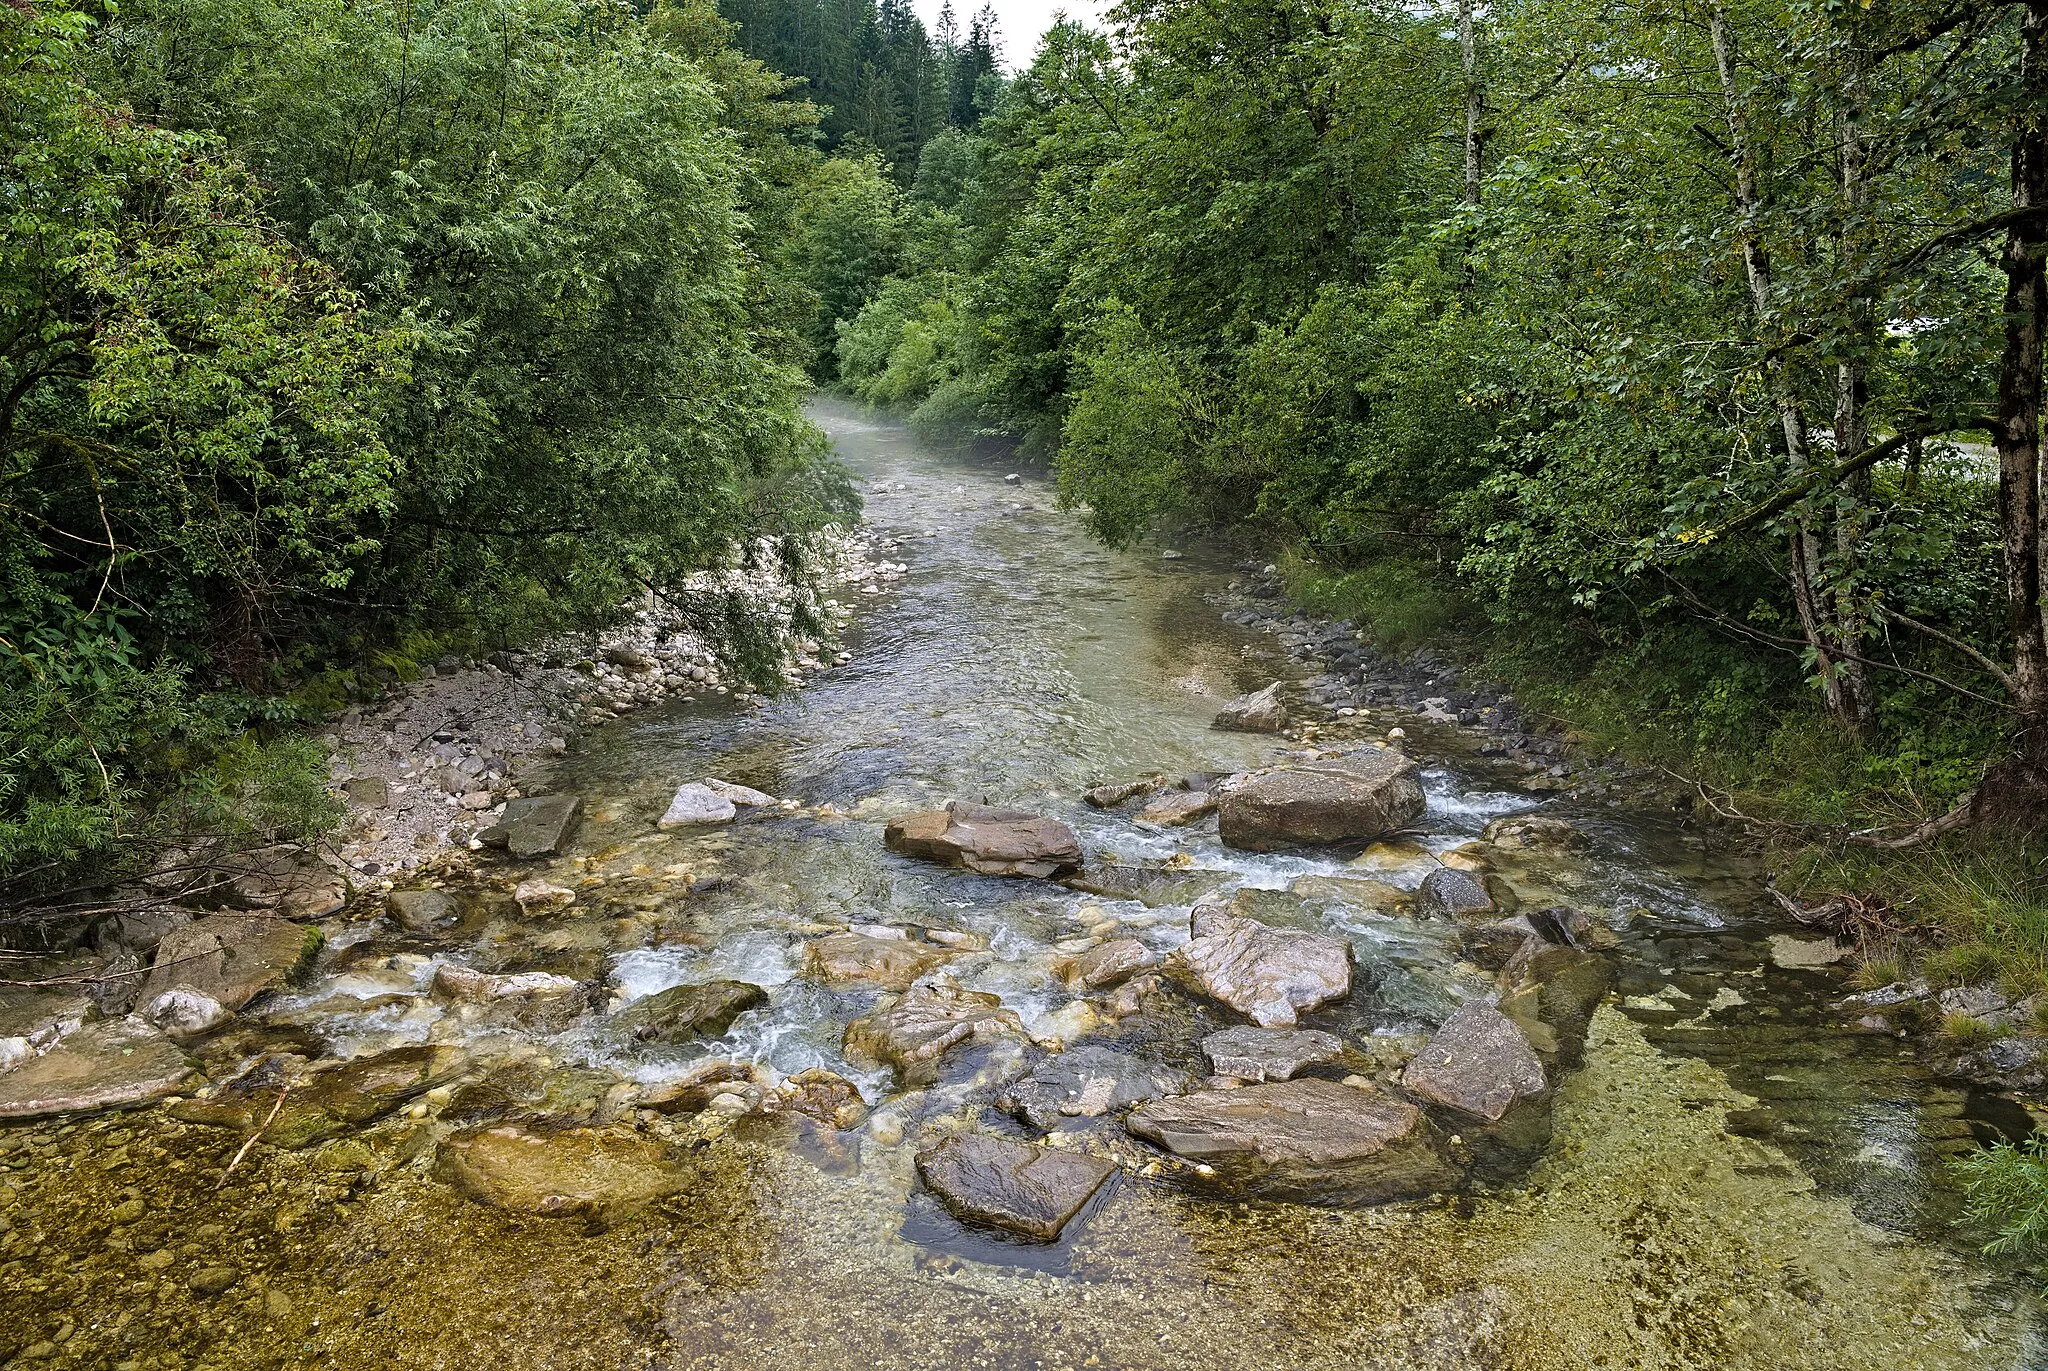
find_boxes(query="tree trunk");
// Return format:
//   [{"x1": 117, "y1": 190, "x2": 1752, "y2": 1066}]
[
  {"x1": 1461, "y1": 0, "x2": 1482, "y2": 208},
  {"x1": 1830, "y1": 38, "x2": 1876, "y2": 734},
  {"x1": 1980, "y1": 0, "x2": 2048, "y2": 828},
  {"x1": 1710, "y1": 5, "x2": 1850, "y2": 724}
]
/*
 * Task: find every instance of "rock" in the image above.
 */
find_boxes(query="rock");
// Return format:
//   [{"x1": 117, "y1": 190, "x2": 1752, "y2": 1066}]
[
  {"x1": 604, "y1": 645, "x2": 656, "y2": 672},
  {"x1": 1136, "y1": 790, "x2": 1217, "y2": 827},
  {"x1": 345, "y1": 776, "x2": 390, "y2": 808},
  {"x1": 1201, "y1": 1027, "x2": 1344, "y2": 1083},
  {"x1": 703, "y1": 778, "x2": 778, "y2": 807},
  {"x1": 1083, "y1": 777, "x2": 1166, "y2": 809},
  {"x1": 1414, "y1": 867, "x2": 1500, "y2": 922},
  {"x1": 1498, "y1": 943, "x2": 1613, "y2": 1069},
  {"x1": 634, "y1": 1062, "x2": 763, "y2": 1116},
  {"x1": 1401, "y1": 1000, "x2": 1551, "y2": 1165},
  {"x1": 138, "y1": 913, "x2": 321, "y2": 1012},
  {"x1": 803, "y1": 933, "x2": 958, "y2": 990},
  {"x1": 386, "y1": 889, "x2": 458, "y2": 932},
  {"x1": 769, "y1": 1069, "x2": 868, "y2": 1129},
  {"x1": 612, "y1": 980, "x2": 766, "y2": 1043},
  {"x1": 137, "y1": 988, "x2": 230, "y2": 1038},
  {"x1": 1126, "y1": 1078, "x2": 1457, "y2": 1205},
  {"x1": 1059, "y1": 939, "x2": 1157, "y2": 991},
  {"x1": 916, "y1": 1133, "x2": 1116, "y2": 1242},
  {"x1": 1482, "y1": 814, "x2": 1590, "y2": 852},
  {"x1": 659, "y1": 782, "x2": 737, "y2": 829},
  {"x1": 478, "y1": 794, "x2": 582, "y2": 859},
  {"x1": 1769, "y1": 935, "x2": 1850, "y2": 970},
  {"x1": 1463, "y1": 916, "x2": 1545, "y2": 971},
  {"x1": 513, "y1": 879, "x2": 575, "y2": 913},
  {"x1": 885, "y1": 802, "x2": 1084, "y2": 879},
  {"x1": 0, "y1": 989, "x2": 93, "y2": 1069},
  {"x1": 1063, "y1": 863, "x2": 1226, "y2": 907},
  {"x1": 1169, "y1": 909, "x2": 1353, "y2": 1029},
  {"x1": 1215, "y1": 681, "x2": 1288, "y2": 733},
  {"x1": 1217, "y1": 752, "x2": 1426, "y2": 852},
  {"x1": 844, "y1": 981, "x2": 1027, "y2": 1087},
  {"x1": 998, "y1": 1045, "x2": 1192, "y2": 1131},
  {"x1": 430, "y1": 965, "x2": 588, "y2": 1031},
  {"x1": 0, "y1": 1018, "x2": 195, "y2": 1118},
  {"x1": 188, "y1": 1266, "x2": 240, "y2": 1297},
  {"x1": 217, "y1": 843, "x2": 342, "y2": 917},
  {"x1": 439, "y1": 1124, "x2": 685, "y2": 1220}
]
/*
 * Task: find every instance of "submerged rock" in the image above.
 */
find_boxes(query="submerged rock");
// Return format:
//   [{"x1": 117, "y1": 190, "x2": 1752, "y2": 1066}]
[
  {"x1": 1201, "y1": 1027, "x2": 1345, "y2": 1083},
  {"x1": 479, "y1": 794, "x2": 582, "y2": 858},
  {"x1": 915, "y1": 1133, "x2": 1116, "y2": 1241},
  {"x1": 998, "y1": 1045, "x2": 1192, "y2": 1131},
  {"x1": 768, "y1": 1068, "x2": 868, "y2": 1130},
  {"x1": 1083, "y1": 776, "x2": 1167, "y2": 809},
  {"x1": 612, "y1": 980, "x2": 767, "y2": 1043},
  {"x1": 138, "y1": 912, "x2": 321, "y2": 1013},
  {"x1": 1499, "y1": 943, "x2": 1613, "y2": 1070},
  {"x1": 386, "y1": 889, "x2": 458, "y2": 933},
  {"x1": 1063, "y1": 863, "x2": 1227, "y2": 907},
  {"x1": 440, "y1": 1124, "x2": 685, "y2": 1220},
  {"x1": 1214, "y1": 681, "x2": 1288, "y2": 733},
  {"x1": 1401, "y1": 1000, "x2": 1552, "y2": 1165},
  {"x1": 844, "y1": 981, "x2": 1027, "y2": 1087},
  {"x1": 512, "y1": 878, "x2": 575, "y2": 913},
  {"x1": 1217, "y1": 751, "x2": 1426, "y2": 852},
  {"x1": 1059, "y1": 938, "x2": 1158, "y2": 991},
  {"x1": 0, "y1": 1018, "x2": 196, "y2": 1118},
  {"x1": 884, "y1": 801, "x2": 1083, "y2": 878},
  {"x1": 803, "y1": 932, "x2": 960, "y2": 990},
  {"x1": 1169, "y1": 908, "x2": 1353, "y2": 1029},
  {"x1": 1136, "y1": 790, "x2": 1218, "y2": 827},
  {"x1": 173, "y1": 1044, "x2": 466, "y2": 1147},
  {"x1": 659, "y1": 782, "x2": 737, "y2": 829},
  {"x1": 1126, "y1": 1078, "x2": 1457, "y2": 1205}
]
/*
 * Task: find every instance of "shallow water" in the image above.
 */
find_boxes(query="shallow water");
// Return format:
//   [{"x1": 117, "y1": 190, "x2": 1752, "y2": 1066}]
[{"x1": 2, "y1": 398, "x2": 2041, "y2": 1369}]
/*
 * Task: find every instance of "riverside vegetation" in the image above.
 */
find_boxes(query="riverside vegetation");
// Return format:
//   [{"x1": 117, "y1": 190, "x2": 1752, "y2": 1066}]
[{"x1": 4, "y1": 0, "x2": 2048, "y2": 1346}]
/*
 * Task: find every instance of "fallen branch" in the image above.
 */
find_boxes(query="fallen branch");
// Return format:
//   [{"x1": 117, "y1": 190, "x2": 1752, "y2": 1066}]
[
  {"x1": 216, "y1": 1083, "x2": 292, "y2": 1190},
  {"x1": 0, "y1": 948, "x2": 217, "y2": 989},
  {"x1": 1845, "y1": 791, "x2": 1978, "y2": 849}
]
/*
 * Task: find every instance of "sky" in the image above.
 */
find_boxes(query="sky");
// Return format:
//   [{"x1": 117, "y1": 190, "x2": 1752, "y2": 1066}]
[{"x1": 908, "y1": 0, "x2": 1111, "y2": 64}]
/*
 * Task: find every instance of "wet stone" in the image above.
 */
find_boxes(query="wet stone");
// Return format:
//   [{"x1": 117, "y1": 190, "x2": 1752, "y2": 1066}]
[
  {"x1": 998, "y1": 1045, "x2": 1193, "y2": 1131},
  {"x1": 1482, "y1": 814, "x2": 1590, "y2": 852},
  {"x1": 479, "y1": 794, "x2": 582, "y2": 859},
  {"x1": 1063, "y1": 863, "x2": 1227, "y2": 907},
  {"x1": 1414, "y1": 867, "x2": 1500, "y2": 922},
  {"x1": 803, "y1": 933, "x2": 959, "y2": 990},
  {"x1": 1402, "y1": 1000, "x2": 1552, "y2": 1166},
  {"x1": 0, "y1": 1017, "x2": 196, "y2": 1118},
  {"x1": 844, "y1": 982, "x2": 1027, "y2": 1088},
  {"x1": 1059, "y1": 939, "x2": 1157, "y2": 991},
  {"x1": 1126, "y1": 1077, "x2": 1457, "y2": 1206},
  {"x1": 439, "y1": 1124, "x2": 685, "y2": 1220},
  {"x1": 612, "y1": 980, "x2": 767, "y2": 1043},
  {"x1": 1214, "y1": 680, "x2": 1288, "y2": 733},
  {"x1": 386, "y1": 889, "x2": 458, "y2": 933},
  {"x1": 659, "y1": 782, "x2": 737, "y2": 829},
  {"x1": 188, "y1": 1265, "x2": 241, "y2": 1297},
  {"x1": 1201, "y1": 1027, "x2": 1345, "y2": 1082},
  {"x1": 1169, "y1": 908, "x2": 1353, "y2": 1029},
  {"x1": 915, "y1": 1133, "x2": 1116, "y2": 1242},
  {"x1": 1217, "y1": 751, "x2": 1427, "y2": 852},
  {"x1": 1135, "y1": 790, "x2": 1218, "y2": 828},
  {"x1": 884, "y1": 801, "x2": 1084, "y2": 878},
  {"x1": 138, "y1": 913, "x2": 322, "y2": 1012},
  {"x1": 1083, "y1": 776, "x2": 1167, "y2": 809}
]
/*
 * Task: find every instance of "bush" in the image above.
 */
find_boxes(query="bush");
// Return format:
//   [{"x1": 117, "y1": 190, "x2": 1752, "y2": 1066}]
[{"x1": 1956, "y1": 1138, "x2": 2048, "y2": 1258}]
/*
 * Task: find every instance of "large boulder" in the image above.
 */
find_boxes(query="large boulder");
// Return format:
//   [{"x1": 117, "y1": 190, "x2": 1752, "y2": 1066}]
[
  {"x1": 1214, "y1": 681, "x2": 1288, "y2": 733},
  {"x1": 844, "y1": 981, "x2": 1026, "y2": 1087},
  {"x1": 138, "y1": 912, "x2": 322, "y2": 1013},
  {"x1": 803, "y1": 932, "x2": 959, "y2": 991},
  {"x1": 439, "y1": 1124, "x2": 685, "y2": 1221},
  {"x1": 915, "y1": 1133, "x2": 1117, "y2": 1242},
  {"x1": 1168, "y1": 908, "x2": 1353, "y2": 1029},
  {"x1": 1217, "y1": 752, "x2": 1426, "y2": 852},
  {"x1": 479, "y1": 794, "x2": 582, "y2": 859},
  {"x1": 1126, "y1": 1078, "x2": 1457, "y2": 1205},
  {"x1": 1401, "y1": 1000, "x2": 1551, "y2": 1167},
  {"x1": 1201, "y1": 1027, "x2": 1345, "y2": 1083},
  {"x1": 884, "y1": 802, "x2": 1083, "y2": 878},
  {"x1": 0, "y1": 1018, "x2": 196, "y2": 1118},
  {"x1": 998, "y1": 1045, "x2": 1192, "y2": 1131},
  {"x1": 612, "y1": 980, "x2": 766, "y2": 1043}
]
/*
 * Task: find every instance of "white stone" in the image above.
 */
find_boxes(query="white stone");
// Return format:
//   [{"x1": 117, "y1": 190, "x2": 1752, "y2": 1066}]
[
  {"x1": 703, "y1": 778, "x2": 778, "y2": 807},
  {"x1": 658, "y1": 783, "x2": 737, "y2": 829}
]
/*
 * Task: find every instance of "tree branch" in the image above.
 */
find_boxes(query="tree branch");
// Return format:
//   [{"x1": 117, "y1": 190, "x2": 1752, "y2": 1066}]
[{"x1": 1875, "y1": 604, "x2": 2017, "y2": 692}]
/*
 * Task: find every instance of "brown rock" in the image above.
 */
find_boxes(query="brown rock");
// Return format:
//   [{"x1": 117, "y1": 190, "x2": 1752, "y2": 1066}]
[
  {"x1": 1401, "y1": 1000, "x2": 1551, "y2": 1165},
  {"x1": 0, "y1": 1018, "x2": 195, "y2": 1118},
  {"x1": 770, "y1": 1069, "x2": 868, "y2": 1129},
  {"x1": 844, "y1": 981, "x2": 1026, "y2": 1087},
  {"x1": 1059, "y1": 939, "x2": 1158, "y2": 991},
  {"x1": 1136, "y1": 790, "x2": 1218, "y2": 827},
  {"x1": 439, "y1": 1124, "x2": 684, "y2": 1220},
  {"x1": 916, "y1": 1133, "x2": 1116, "y2": 1241},
  {"x1": 1217, "y1": 752, "x2": 1426, "y2": 852},
  {"x1": 138, "y1": 913, "x2": 322, "y2": 1012},
  {"x1": 1083, "y1": 777, "x2": 1168, "y2": 809},
  {"x1": 612, "y1": 980, "x2": 767, "y2": 1042},
  {"x1": 1482, "y1": 814, "x2": 1590, "y2": 853},
  {"x1": 1169, "y1": 909, "x2": 1353, "y2": 1029},
  {"x1": 884, "y1": 802, "x2": 1083, "y2": 878},
  {"x1": 803, "y1": 933, "x2": 958, "y2": 990}
]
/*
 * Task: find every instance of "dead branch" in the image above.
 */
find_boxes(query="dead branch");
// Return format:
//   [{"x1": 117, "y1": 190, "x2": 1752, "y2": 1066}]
[{"x1": 216, "y1": 1083, "x2": 292, "y2": 1190}]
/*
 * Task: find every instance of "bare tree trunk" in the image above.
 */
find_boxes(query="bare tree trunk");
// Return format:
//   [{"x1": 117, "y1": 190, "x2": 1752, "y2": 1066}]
[
  {"x1": 1830, "y1": 38, "x2": 1876, "y2": 733},
  {"x1": 1711, "y1": 5, "x2": 1848, "y2": 723},
  {"x1": 1981, "y1": 0, "x2": 2048, "y2": 828},
  {"x1": 1461, "y1": 0, "x2": 1482, "y2": 208}
]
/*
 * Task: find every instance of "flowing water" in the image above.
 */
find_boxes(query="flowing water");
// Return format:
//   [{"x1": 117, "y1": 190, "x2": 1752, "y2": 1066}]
[{"x1": 2, "y1": 398, "x2": 2042, "y2": 1369}]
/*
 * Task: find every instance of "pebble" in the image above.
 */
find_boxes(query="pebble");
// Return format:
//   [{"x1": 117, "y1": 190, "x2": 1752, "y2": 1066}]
[{"x1": 188, "y1": 1265, "x2": 240, "y2": 1296}]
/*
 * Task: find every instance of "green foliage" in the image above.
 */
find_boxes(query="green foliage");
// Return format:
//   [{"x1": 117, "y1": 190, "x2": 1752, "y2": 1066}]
[{"x1": 1956, "y1": 1138, "x2": 2048, "y2": 1259}]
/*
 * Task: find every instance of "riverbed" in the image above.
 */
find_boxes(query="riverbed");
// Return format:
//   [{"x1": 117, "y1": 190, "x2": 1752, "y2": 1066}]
[{"x1": 0, "y1": 399, "x2": 2038, "y2": 1369}]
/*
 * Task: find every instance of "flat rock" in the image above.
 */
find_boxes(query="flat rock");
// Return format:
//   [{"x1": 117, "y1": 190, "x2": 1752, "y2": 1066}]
[
  {"x1": 1769, "y1": 935, "x2": 1850, "y2": 970},
  {"x1": 998, "y1": 1045, "x2": 1192, "y2": 1131},
  {"x1": 513, "y1": 878, "x2": 576, "y2": 913},
  {"x1": 172, "y1": 1044, "x2": 466, "y2": 1147},
  {"x1": 1217, "y1": 751, "x2": 1426, "y2": 852},
  {"x1": 1289, "y1": 875, "x2": 1410, "y2": 916},
  {"x1": 1169, "y1": 909, "x2": 1353, "y2": 1029},
  {"x1": 1136, "y1": 790, "x2": 1217, "y2": 827},
  {"x1": 613, "y1": 980, "x2": 767, "y2": 1042},
  {"x1": 885, "y1": 801, "x2": 1083, "y2": 878},
  {"x1": 1126, "y1": 1078, "x2": 1457, "y2": 1205},
  {"x1": 386, "y1": 889, "x2": 458, "y2": 932},
  {"x1": 0, "y1": 1018, "x2": 196, "y2": 1118},
  {"x1": 432, "y1": 964, "x2": 584, "y2": 1004},
  {"x1": 0, "y1": 990, "x2": 93, "y2": 1069},
  {"x1": 915, "y1": 1133, "x2": 1116, "y2": 1241},
  {"x1": 1059, "y1": 939, "x2": 1157, "y2": 991},
  {"x1": 440, "y1": 1124, "x2": 685, "y2": 1219},
  {"x1": 345, "y1": 776, "x2": 390, "y2": 808},
  {"x1": 1482, "y1": 814, "x2": 1590, "y2": 852},
  {"x1": 659, "y1": 782, "x2": 737, "y2": 829},
  {"x1": 803, "y1": 933, "x2": 958, "y2": 990},
  {"x1": 1214, "y1": 681, "x2": 1288, "y2": 733},
  {"x1": 844, "y1": 981, "x2": 1027, "y2": 1087},
  {"x1": 479, "y1": 794, "x2": 582, "y2": 859},
  {"x1": 1402, "y1": 999, "x2": 1550, "y2": 1144},
  {"x1": 704, "y1": 778, "x2": 779, "y2": 807},
  {"x1": 1202, "y1": 1027, "x2": 1345, "y2": 1082},
  {"x1": 138, "y1": 913, "x2": 321, "y2": 1012}
]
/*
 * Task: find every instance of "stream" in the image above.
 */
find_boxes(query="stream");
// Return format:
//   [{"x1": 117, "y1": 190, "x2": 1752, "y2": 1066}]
[{"x1": 1, "y1": 398, "x2": 2041, "y2": 1370}]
